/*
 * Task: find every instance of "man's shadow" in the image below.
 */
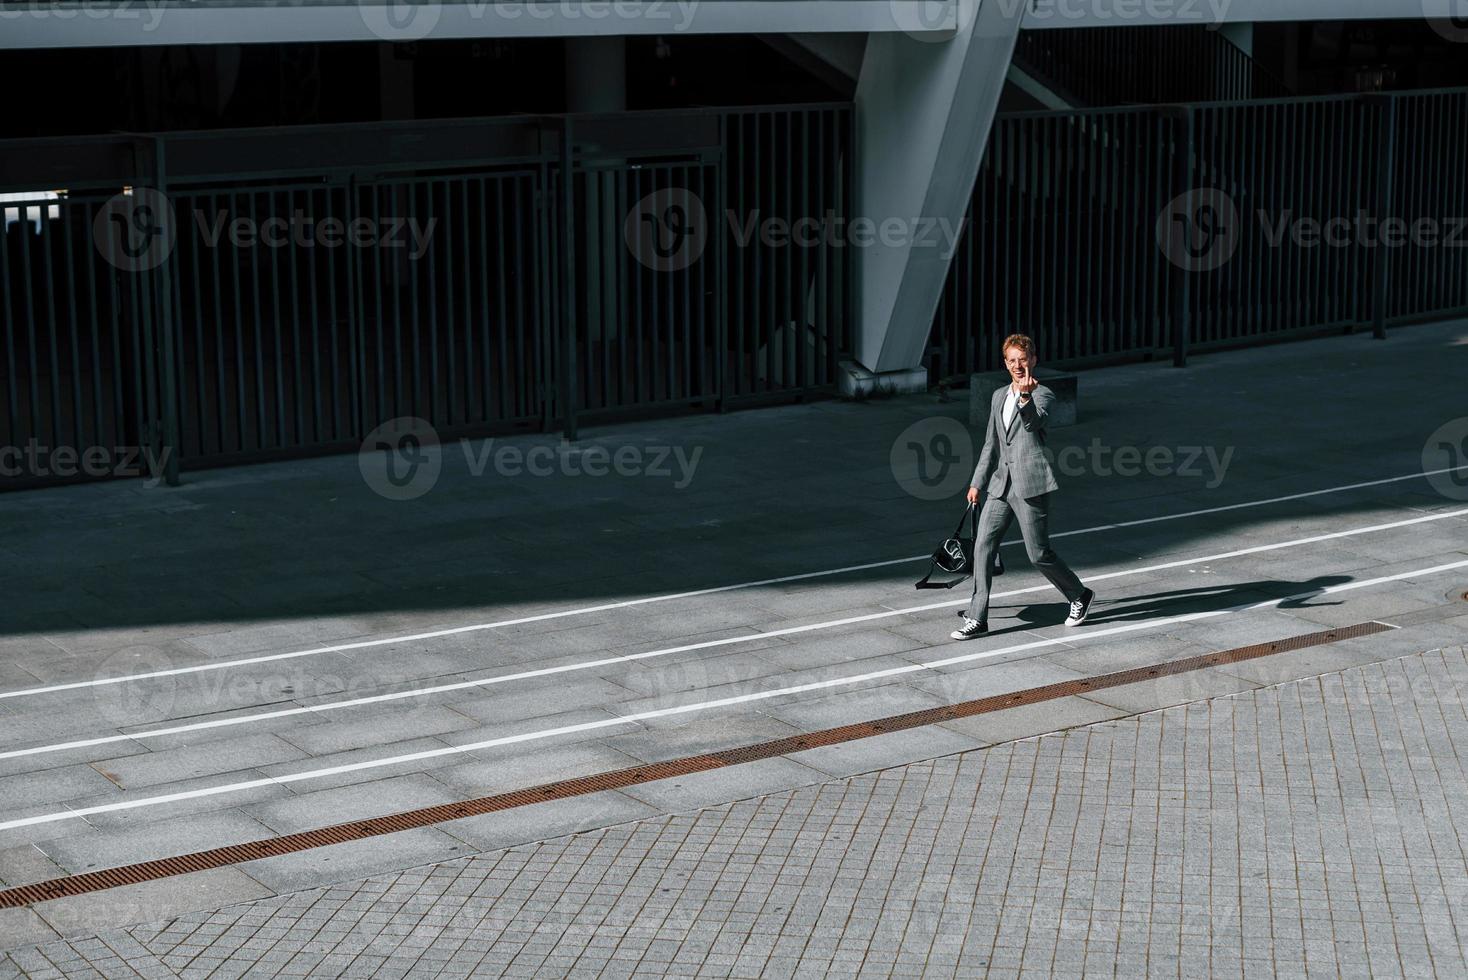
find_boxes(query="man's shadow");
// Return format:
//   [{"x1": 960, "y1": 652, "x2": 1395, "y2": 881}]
[{"x1": 988, "y1": 574, "x2": 1351, "y2": 630}]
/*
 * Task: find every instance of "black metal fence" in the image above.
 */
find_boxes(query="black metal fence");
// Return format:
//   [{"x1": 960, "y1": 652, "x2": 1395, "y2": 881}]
[
  {"x1": 5, "y1": 88, "x2": 1466, "y2": 491},
  {"x1": 1015, "y1": 25, "x2": 1294, "y2": 106},
  {"x1": 928, "y1": 88, "x2": 1468, "y2": 382},
  {"x1": 0, "y1": 104, "x2": 853, "y2": 488}
]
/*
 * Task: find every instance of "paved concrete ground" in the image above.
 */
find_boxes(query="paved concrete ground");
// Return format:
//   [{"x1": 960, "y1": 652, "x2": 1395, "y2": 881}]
[
  {"x1": 7, "y1": 646, "x2": 1468, "y2": 979},
  {"x1": 0, "y1": 318, "x2": 1466, "y2": 973}
]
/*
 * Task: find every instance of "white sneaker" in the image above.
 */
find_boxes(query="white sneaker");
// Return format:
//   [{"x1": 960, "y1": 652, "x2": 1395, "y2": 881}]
[
  {"x1": 1065, "y1": 588, "x2": 1095, "y2": 627},
  {"x1": 950, "y1": 617, "x2": 988, "y2": 641}
]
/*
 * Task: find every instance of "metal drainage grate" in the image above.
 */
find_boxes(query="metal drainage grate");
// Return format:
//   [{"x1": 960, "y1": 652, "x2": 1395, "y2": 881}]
[{"x1": 0, "y1": 620, "x2": 1393, "y2": 910}]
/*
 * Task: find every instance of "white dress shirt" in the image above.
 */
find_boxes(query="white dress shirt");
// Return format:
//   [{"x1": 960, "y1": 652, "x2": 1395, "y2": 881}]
[{"x1": 1002, "y1": 386, "x2": 1023, "y2": 429}]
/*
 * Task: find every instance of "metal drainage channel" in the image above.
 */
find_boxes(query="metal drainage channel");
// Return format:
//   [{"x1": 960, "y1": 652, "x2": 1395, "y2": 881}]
[{"x1": 0, "y1": 621, "x2": 1394, "y2": 909}]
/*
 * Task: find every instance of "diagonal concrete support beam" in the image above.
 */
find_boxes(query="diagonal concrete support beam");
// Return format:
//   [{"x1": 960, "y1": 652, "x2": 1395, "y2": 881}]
[
  {"x1": 758, "y1": 32, "x2": 868, "y2": 90},
  {"x1": 853, "y1": 0, "x2": 1027, "y2": 374}
]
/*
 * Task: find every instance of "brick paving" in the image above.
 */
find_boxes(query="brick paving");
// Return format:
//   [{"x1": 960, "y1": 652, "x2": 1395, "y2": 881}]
[{"x1": 3, "y1": 644, "x2": 1468, "y2": 978}]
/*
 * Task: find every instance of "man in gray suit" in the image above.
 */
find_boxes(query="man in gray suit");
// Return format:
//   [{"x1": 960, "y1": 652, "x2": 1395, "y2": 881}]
[{"x1": 952, "y1": 333, "x2": 1094, "y2": 640}]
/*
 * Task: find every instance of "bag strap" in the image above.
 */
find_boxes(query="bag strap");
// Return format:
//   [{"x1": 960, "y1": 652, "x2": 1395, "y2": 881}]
[
  {"x1": 950, "y1": 500, "x2": 976, "y2": 537},
  {"x1": 915, "y1": 568, "x2": 963, "y2": 589}
]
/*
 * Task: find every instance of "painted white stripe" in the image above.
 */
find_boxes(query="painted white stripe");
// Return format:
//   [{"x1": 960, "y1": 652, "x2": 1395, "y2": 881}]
[
  {"x1": 1047, "y1": 464, "x2": 1468, "y2": 536},
  {"x1": 2, "y1": 464, "x2": 1463, "y2": 703},
  {"x1": 6, "y1": 505, "x2": 1466, "y2": 763},
  {"x1": 4, "y1": 557, "x2": 1461, "y2": 833}
]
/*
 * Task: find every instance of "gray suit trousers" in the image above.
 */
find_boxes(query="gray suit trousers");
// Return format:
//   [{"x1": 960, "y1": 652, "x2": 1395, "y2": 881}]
[{"x1": 963, "y1": 486, "x2": 1085, "y2": 623}]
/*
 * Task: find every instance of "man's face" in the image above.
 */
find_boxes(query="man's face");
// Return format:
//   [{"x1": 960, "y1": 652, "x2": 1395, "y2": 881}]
[{"x1": 1004, "y1": 346, "x2": 1037, "y2": 384}]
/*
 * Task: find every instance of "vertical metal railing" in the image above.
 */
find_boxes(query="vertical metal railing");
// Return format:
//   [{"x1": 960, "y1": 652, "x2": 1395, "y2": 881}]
[
  {"x1": 0, "y1": 185, "x2": 153, "y2": 489},
  {"x1": 928, "y1": 88, "x2": 1468, "y2": 383},
  {"x1": 930, "y1": 106, "x2": 1168, "y2": 379},
  {"x1": 168, "y1": 179, "x2": 361, "y2": 462},
  {"x1": 11, "y1": 89, "x2": 1464, "y2": 490},
  {"x1": 349, "y1": 169, "x2": 545, "y2": 446},
  {"x1": 0, "y1": 104, "x2": 853, "y2": 490},
  {"x1": 1383, "y1": 90, "x2": 1468, "y2": 325},
  {"x1": 722, "y1": 105, "x2": 851, "y2": 403},
  {"x1": 1015, "y1": 25, "x2": 1294, "y2": 107}
]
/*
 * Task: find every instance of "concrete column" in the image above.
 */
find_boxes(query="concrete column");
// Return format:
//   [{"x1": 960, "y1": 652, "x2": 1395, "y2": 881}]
[{"x1": 851, "y1": 0, "x2": 1027, "y2": 376}]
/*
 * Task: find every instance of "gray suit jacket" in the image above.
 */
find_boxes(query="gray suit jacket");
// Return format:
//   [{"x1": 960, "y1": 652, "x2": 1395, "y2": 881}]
[{"x1": 968, "y1": 384, "x2": 1061, "y2": 500}]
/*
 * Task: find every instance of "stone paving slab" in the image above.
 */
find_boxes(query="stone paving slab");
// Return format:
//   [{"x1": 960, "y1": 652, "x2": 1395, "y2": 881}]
[{"x1": 6, "y1": 645, "x2": 1468, "y2": 978}]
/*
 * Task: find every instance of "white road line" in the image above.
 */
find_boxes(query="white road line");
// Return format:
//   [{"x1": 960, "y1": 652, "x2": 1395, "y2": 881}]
[
  {"x1": 1047, "y1": 464, "x2": 1468, "y2": 535},
  {"x1": 5, "y1": 506, "x2": 1465, "y2": 763},
  {"x1": 9, "y1": 505, "x2": 1468, "y2": 763},
  {"x1": 4, "y1": 558, "x2": 1462, "y2": 833},
  {"x1": 2, "y1": 464, "x2": 1464, "y2": 703}
]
